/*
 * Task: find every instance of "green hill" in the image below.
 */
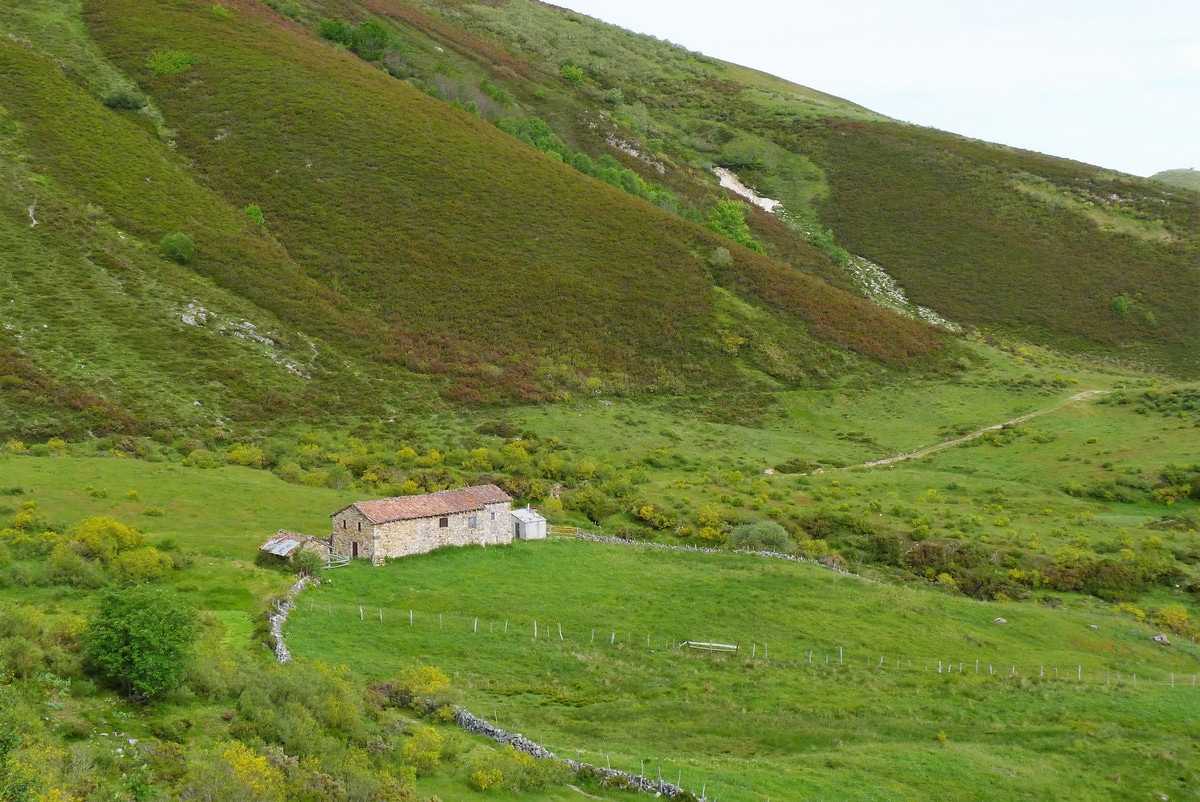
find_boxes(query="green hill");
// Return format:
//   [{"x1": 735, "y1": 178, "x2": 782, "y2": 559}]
[{"x1": 1153, "y1": 168, "x2": 1200, "y2": 192}]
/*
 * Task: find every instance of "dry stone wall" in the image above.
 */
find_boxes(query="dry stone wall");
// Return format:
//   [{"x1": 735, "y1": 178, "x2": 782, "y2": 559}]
[{"x1": 455, "y1": 708, "x2": 698, "y2": 799}]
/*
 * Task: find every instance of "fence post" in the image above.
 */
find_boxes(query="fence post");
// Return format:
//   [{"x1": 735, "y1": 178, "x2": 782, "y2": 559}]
[
  {"x1": 533, "y1": 620, "x2": 538, "y2": 639},
  {"x1": 359, "y1": 606, "x2": 363, "y2": 621},
  {"x1": 410, "y1": 609, "x2": 413, "y2": 626},
  {"x1": 474, "y1": 617, "x2": 478, "y2": 633}
]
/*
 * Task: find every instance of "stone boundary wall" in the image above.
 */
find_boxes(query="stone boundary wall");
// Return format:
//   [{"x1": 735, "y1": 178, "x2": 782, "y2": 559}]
[
  {"x1": 269, "y1": 574, "x2": 317, "y2": 663},
  {"x1": 455, "y1": 708, "x2": 697, "y2": 799}
]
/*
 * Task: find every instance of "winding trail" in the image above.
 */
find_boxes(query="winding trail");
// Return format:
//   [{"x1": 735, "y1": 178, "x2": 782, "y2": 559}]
[{"x1": 851, "y1": 389, "x2": 1108, "y2": 470}]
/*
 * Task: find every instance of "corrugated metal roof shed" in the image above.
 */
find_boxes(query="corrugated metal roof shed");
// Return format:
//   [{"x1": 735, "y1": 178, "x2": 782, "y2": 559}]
[{"x1": 261, "y1": 531, "x2": 304, "y2": 557}]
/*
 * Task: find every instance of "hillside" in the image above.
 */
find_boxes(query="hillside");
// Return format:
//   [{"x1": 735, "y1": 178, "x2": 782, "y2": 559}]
[
  {"x1": 1153, "y1": 168, "x2": 1200, "y2": 192},
  {"x1": 0, "y1": 0, "x2": 951, "y2": 447},
  {"x1": 3, "y1": 3, "x2": 1200, "y2": 799},
  {"x1": 378, "y1": 0, "x2": 1200, "y2": 376}
]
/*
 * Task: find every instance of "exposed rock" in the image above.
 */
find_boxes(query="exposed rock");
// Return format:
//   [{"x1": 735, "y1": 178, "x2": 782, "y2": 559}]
[
  {"x1": 1153, "y1": 633, "x2": 1170, "y2": 645},
  {"x1": 993, "y1": 618, "x2": 1007, "y2": 625}
]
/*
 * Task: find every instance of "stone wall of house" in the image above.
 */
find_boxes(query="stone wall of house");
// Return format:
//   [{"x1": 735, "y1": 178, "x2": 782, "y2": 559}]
[
  {"x1": 331, "y1": 506, "x2": 375, "y2": 562},
  {"x1": 375, "y1": 501, "x2": 512, "y2": 561}
]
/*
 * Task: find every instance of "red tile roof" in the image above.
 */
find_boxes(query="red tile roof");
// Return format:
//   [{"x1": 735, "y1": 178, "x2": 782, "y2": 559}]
[{"x1": 335, "y1": 484, "x2": 511, "y2": 524}]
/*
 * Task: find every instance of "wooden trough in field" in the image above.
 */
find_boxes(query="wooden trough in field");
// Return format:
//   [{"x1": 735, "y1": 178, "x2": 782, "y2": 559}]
[{"x1": 681, "y1": 640, "x2": 739, "y2": 654}]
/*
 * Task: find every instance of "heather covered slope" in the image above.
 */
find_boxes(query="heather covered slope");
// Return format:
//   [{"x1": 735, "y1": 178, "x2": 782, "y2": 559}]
[
  {"x1": 80, "y1": 0, "x2": 943, "y2": 405},
  {"x1": 400, "y1": 0, "x2": 1200, "y2": 376}
]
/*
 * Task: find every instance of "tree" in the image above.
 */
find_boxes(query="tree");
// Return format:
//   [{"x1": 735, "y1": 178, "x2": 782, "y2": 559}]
[{"x1": 84, "y1": 585, "x2": 197, "y2": 699}]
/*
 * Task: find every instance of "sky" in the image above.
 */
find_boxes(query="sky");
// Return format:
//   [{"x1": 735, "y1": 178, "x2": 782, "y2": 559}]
[{"x1": 553, "y1": 1, "x2": 1199, "y2": 178}]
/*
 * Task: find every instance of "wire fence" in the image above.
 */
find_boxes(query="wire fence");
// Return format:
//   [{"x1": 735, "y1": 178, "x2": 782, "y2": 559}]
[{"x1": 293, "y1": 601, "x2": 1200, "y2": 691}]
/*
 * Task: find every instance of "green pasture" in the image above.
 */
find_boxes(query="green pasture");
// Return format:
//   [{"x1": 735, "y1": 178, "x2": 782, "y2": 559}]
[{"x1": 289, "y1": 538, "x2": 1200, "y2": 801}]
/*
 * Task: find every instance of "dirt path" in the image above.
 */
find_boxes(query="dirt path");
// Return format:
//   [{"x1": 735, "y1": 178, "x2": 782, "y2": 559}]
[{"x1": 852, "y1": 389, "x2": 1109, "y2": 470}]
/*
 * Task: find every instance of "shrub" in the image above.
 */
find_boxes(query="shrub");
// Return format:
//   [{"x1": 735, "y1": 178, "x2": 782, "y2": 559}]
[
  {"x1": 244, "y1": 204, "x2": 265, "y2": 229},
  {"x1": 401, "y1": 726, "x2": 442, "y2": 774},
  {"x1": 146, "y1": 50, "x2": 201, "y2": 76},
  {"x1": 102, "y1": 89, "x2": 148, "y2": 110},
  {"x1": 560, "y1": 63, "x2": 584, "y2": 84},
  {"x1": 110, "y1": 546, "x2": 172, "y2": 584},
  {"x1": 728, "y1": 521, "x2": 793, "y2": 553},
  {"x1": 707, "y1": 201, "x2": 763, "y2": 253},
  {"x1": 159, "y1": 232, "x2": 195, "y2": 264}
]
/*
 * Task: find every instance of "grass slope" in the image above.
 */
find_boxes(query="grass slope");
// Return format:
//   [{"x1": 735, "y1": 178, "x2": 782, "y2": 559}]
[
  {"x1": 290, "y1": 539, "x2": 1200, "y2": 801},
  {"x1": 1153, "y1": 168, "x2": 1200, "y2": 192}
]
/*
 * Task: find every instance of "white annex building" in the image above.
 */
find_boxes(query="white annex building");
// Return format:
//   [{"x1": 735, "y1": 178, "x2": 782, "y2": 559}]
[{"x1": 511, "y1": 506, "x2": 547, "y2": 541}]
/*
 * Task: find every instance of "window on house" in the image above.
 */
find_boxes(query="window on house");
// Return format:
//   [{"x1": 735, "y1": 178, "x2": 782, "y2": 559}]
[
  {"x1": 357, "y1": 521, "x2": 361, "y2": 532},
  {"x1": 490, "y1": 512, "x2": 496, "y2": 520},
  {"x1": 342, "y1": 520, "x2": 346, "y2": 528},
  {"x1": 468, "y1": 516, "x2": 477, "y2": 529},
  {"x1": 439, "y1": 517, "x2": 449, "y2": 528}
]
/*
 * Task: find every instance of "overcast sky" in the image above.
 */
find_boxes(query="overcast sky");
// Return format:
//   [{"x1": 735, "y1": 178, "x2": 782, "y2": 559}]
[{"x1": 554, "y1": 1, "x2": 1199, "y2": 178}]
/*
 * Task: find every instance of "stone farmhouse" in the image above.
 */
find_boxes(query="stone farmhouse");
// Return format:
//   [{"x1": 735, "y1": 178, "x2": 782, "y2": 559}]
[{"x1": 331, "y1": 484, "x2": 513, "y2": 565}]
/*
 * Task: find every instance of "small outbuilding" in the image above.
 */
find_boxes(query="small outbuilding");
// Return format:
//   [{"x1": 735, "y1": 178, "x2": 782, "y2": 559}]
[
  {"x1": 511, "y1": 506, "x2": 547, "y2": 541},
  {"x1": 259, "y1": 531, "x2": 331, "y2": 561}
]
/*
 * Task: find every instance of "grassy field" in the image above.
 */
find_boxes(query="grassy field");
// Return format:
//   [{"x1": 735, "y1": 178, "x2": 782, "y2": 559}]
[
  {"x1": 3, "y1": 358, "x2": 1200, "y2": 798},
  {"x1": 288, "y1": 538, "x2": 1200, "y2": 801}
]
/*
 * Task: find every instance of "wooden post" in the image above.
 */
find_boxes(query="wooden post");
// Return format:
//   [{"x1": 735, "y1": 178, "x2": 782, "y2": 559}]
[
  {"x1": 976, "y1": 660, "x2": 979, "y2": 674},
  {"x1": 752, "y1": 644, "x2": 756, "y2": 658},
  {"x1": 560, "y1": 623, "x2": 565, "y2": 641},
  {"x1": 359, "y1": 606, "x2": 363, "y2": 620},
  {"x1": 504, "y1": 619, "x2": 508, "y2": 633},
  {"x1": 534, "y1": 620, "x2": 538, "y2": 639},
  {"x1": 474, "y1": 617, "x2": 478, "y2": 633},
  {"x1": 1078, "y1": 665, "x2": 1081, "y2": 681},
  {"x1": 839, "y1": 646, "x2": 843, "y2": 665},
  {"x1": 611, "y1": 632, "x2": 616, "y2": 645},
  {"x1": 379, "y1": 609, "x2": 383, "y2": 623},
  {"x1": 439, "y1": 614, "x2": 443, "y2": 629},
  {"x1": 591, "y1": 629, "x2": 595, "y2": 642},
  {"x1": 409, "y1": 609, "x2": 413, "y2": 626}
]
